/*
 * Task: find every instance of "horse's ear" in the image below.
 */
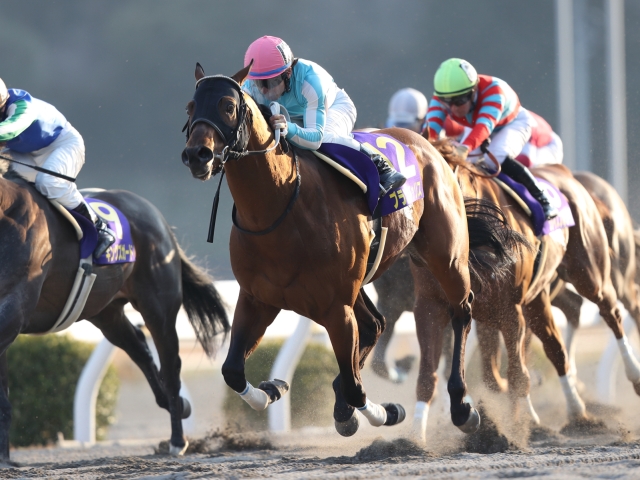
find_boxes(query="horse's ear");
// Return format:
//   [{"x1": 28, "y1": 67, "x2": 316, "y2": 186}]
[
  {"x1": 195, "y1": 62, "x2": 205, "y2": 82},
  {"x1": 231, "y1": 61, "x2": 252, "y2": 85}
]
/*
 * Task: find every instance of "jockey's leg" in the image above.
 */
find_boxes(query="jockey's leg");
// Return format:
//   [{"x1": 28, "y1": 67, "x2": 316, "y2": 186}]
[
  {"x1": 33, "y1": 124, "x2": 115, "y2": 257},
  {"x1": 323, "y1": 90, "x2": 406, "y2": 196},
  {"x1": 487, "y1": 108, "x2": 558, "y2": 219}
]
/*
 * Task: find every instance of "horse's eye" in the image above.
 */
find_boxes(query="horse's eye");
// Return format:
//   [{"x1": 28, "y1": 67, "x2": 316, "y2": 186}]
[{"x1": 226, "y1": 104, "x2": 234, "y2": 114}]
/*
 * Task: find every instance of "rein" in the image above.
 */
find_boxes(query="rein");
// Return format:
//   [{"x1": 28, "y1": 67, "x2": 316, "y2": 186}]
[
  {"x1": 462, "y1": 141, "x2": 501, "y2": 179},
  {"x1": 186, "y1": 75, "x2": 300, "y2": 242}
]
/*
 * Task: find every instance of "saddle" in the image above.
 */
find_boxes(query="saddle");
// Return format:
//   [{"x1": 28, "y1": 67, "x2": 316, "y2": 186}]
[
  {"x1": 45, "y1": 191, "x2": 136, "y2": 333},
  {"x1": 312, "y1": 132, "x2": 423, "y2": 285}
]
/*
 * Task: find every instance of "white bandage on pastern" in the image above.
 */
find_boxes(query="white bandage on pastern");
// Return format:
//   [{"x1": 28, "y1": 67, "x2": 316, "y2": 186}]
[
  {"x1": 412, "y1": 401, "x2": 430, "y2": 443},
  {"x1": 358, "y1": 399, "x2": 387, "y2": 427},
  {"x1": 559, "y1": 374, "x2": 586, "y2": 417},
  {"x1": 617, "y1": 335, "x2": 640, "y2": 383},
  {"x1": 238, "y1": 381, "x2": 269, "y2": 411}
]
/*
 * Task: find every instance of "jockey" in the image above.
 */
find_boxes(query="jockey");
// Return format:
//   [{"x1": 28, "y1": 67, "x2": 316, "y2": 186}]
[
  {"x1": 385, "y1": 88, "x2": 428, "y2": 133},
  {"x1": 242, "y1": 35, "x2": 406, "y2": 196},
  {"x1": 0, "y1": 78, "x2": 115, "y2": 258},
  {"x1": 425, "y1": 58, "x2": 558, "y2": 219},
  {"x1": 442, "y1": 111, "x2": 564, "y2": 168}
]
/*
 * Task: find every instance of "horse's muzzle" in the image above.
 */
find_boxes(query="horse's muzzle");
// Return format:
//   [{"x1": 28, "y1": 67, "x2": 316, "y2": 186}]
[{"x1": 182, "y1": 146, "x2": 214, "y2": 179}]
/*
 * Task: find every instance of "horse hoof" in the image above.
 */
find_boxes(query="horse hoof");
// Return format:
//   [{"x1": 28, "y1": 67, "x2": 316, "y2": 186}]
[
  {"x1": 335, "y1": 410, "x2": 360, "y2": 437},
  {"x1": 181, "y1": 397, "x2": 192, "y2": 419},
  {"x1": 456, "y1": 406, "x2": 481, "y2": 434},
  {"x1": 169, "y1": 439, "x2": 189, "y2": 456},
  {"x1": 382, "y1": 403, "x2": 406, "y2": 426},
  {"x1": 258, "y1": 378, "x2": 290, "y2": 404}
]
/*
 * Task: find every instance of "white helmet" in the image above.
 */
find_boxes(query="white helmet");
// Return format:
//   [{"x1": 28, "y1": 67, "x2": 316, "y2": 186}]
[
  {"x1": 386, "y1": 88, "x2": 428, "y2": 130},
  {"x1": 0, "y1": 78, "x2": 7, "y2": 108}
]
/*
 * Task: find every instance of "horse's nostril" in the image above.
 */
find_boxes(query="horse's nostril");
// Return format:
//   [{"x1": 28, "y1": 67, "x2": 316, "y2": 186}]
[
  {"x1": 198, "y1": 147, "x2": 213, "y2": 162},
  {"x1": 181, "y1": 150, "x2": 190, "y2": 166}
]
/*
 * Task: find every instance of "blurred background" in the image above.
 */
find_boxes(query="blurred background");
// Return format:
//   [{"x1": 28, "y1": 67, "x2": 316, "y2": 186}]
[{"x1": 2, "y1": 0, "x2": 638, "y2": 278}]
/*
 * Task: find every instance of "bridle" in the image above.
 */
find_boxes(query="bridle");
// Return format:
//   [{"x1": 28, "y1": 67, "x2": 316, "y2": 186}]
[
  {"x1": 184, "y1": 75, "x2": 280, "y2": 168},
  {"x1": 184, "y1": 74, "x2": 300, "y2": 241}
]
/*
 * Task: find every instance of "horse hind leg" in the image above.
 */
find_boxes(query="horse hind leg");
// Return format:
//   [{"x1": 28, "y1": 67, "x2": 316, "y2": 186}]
[
  {"x1": 89, "y1": 300, "x2": 190, "y2": 455},
  {"x1": 476, "y1": 322, "x2": 508, "y2": 393},
  {"x1": 525, "y1": 290, "x2": 587, "y2": 421}
]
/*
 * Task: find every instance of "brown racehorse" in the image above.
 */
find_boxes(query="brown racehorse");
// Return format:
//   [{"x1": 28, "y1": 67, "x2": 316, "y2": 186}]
[
  {"x1": 407, "y1": 140, "x2": 636, "y2": 442},
  {"x1": 181, "y1": 64, "x2": 526, "y2": 436},
  {"x1": 0, "y1": 168, "x2": 229, "y2": 461},
  {"x1": 374, "y1": 169, "x2": 640, "y2": 428}
]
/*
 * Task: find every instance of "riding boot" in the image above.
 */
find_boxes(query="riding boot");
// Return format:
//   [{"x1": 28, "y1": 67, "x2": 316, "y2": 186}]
[
  {"x1": 73, "y1": 201, "x2": 116, "y2": 258},
  {"x1": 500, "y1": 156, "x2": 558, "y2": 219},
  {"x1": 360, "y1": 144, "x2": 407, "y2": 196}
]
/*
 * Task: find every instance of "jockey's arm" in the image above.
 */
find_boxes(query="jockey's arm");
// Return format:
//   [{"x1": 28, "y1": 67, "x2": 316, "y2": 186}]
[
  {"x1": 285, "y1": 79, "x2": 326, "y2": 150},
  {"x1": 462, "y1": 92, "x2": 506, "y2": 151},
  {"x1": 0, "y1": 98, "x2": 37, "y2": 143},
  {"x1": 425, "y1": 97, "x2": 447, "y2": 140}
]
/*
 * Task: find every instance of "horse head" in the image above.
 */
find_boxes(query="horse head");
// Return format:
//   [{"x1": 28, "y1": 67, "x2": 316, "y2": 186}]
[{"x1": 181, "y1": 63, "x2": 253, "y2": 180}]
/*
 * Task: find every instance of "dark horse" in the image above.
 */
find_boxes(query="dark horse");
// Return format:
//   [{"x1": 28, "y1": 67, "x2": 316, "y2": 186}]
[
  {"x1": 181, "y1": 64, "x2": 524, "y2": 436},
  {"x1": 0, "y1": 167, "x2": 229, "y2": 460}
]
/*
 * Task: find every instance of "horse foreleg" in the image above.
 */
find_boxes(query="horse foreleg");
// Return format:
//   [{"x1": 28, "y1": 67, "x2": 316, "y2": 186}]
[
  {"x1": 476, "y1": 322, "x2": 508, "y2": 393},
  {"x1": 371, "y1": 257, "x2": 415, "y2": 383},
  {"x1": 413, "y1": 287, "x2": 449, "y2": 443},
  {"x1": 327, "y1": 299, "x2": 404, "y2": 437},
  {"x1": 0, "y1": 351, "x2": 10, "y2": 462},
  {"x1": 221, "y1": 292, "x2": 283, "y2": 409},
  {"x1": 500, "y1": 303, "x2": 540, "y2": 425},
  {"x1": 525, "y1": 290, "x2": 587, "y2": 420}
]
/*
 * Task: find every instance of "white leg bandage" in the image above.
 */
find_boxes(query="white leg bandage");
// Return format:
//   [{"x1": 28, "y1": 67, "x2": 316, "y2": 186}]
[
  {"x1": 412, "y1": 401, "x2": 430, "y2": 444},
  {"x1": 559, "y1": 374, "x2": 586, "y2": 417},
  {"x1": 357, "y1": 399, "x2": 387, "y2": 427},
  {"x1": 617, "y1": 335, "x2": 640, "y2": 383},
  {"x1": 518, "y1": 395, "x2": 541, "y2": 425},
  {"x1": 238, "y1": 381, "x2": 269, "y2": 411}
]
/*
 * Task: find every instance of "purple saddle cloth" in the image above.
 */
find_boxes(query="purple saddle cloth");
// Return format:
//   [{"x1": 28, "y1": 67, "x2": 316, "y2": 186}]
[
  {"x1": 497, "y1": 173, "x2": 575, "y2": 236},
  {"x1": 67, "y1": 197, "x2": 136, "y2": 264},
  {"x1": 317, "y1": 132, "x2": 424, "y2": 217}
]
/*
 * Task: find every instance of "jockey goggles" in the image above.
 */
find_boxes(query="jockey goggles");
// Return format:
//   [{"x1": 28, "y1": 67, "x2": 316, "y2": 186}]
[
  {"x1": 438, "y1": 90, "x2": 473, "y2": 106},
  {"x1": 257, "y1": 74, "x2": 284, "y2": 90}
]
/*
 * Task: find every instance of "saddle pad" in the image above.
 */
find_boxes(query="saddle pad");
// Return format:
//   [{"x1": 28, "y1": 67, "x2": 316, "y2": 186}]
[
  {"x1": 317, "y1": 132, "x2": 424, "y2": 217},
  {"x1": 497, "y1": 173, "x2": 575, "y2": 236},
  {"x1": 68, "y1": 197, "x2": 136, "y2": 264}
]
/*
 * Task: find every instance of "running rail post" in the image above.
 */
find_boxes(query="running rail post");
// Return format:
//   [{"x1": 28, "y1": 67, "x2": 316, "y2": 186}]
[
  {"x1": 268, "y1": 316, "x2": 313, "y2": 432},
  {"x1": 73, "y1": 338, "x2": 117, "y2": 443}
]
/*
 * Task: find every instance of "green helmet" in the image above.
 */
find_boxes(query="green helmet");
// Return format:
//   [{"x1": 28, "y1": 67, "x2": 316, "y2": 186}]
[{"x1": 433, "y1": 58, "x2": 478, "y2": 97}]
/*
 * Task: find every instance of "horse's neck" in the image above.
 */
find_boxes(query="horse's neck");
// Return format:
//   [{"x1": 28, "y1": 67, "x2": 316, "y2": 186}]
[{"x1": 224, "y1": 100, "x2": 297, "y2": 232}]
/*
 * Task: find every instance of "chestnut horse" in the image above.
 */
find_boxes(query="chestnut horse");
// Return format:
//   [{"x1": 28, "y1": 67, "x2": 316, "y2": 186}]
[
  {"x1": 0, "y1": 168, "x2": 229, "y2": 460},
  {"x1": 181, "y1": 64, "x2": 525, "y2": 436},
  {"x1": 374, "y1": 169, "x2": 640, "y2": 430},
  {"x1": 406, "y1": 141, "x2": 637, "y2": 442}
]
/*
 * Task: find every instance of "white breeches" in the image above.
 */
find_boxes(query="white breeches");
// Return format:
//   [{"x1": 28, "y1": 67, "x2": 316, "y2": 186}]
[
  {"x1": 467, "y1": 107, "x2": 533, "y2": 164},
  {"x1": 520, "y1": 131, "x2": 564, "y2": 166},
  {"x1": 323, "y1": 89, "x2": 361, "y2": 150},
  {"x1": 8, "y1": 123, "x2": 85, "y2": 209}
]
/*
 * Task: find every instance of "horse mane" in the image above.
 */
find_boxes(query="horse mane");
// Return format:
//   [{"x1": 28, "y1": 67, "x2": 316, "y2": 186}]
[{"x1": 430, "y1": 138, "x2": 468, "y2": 167}]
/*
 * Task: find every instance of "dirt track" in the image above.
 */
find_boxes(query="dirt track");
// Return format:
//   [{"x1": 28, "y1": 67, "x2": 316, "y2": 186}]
[
  {"x1": 5, "y1": 326, "x2": 640, "y2": 478},
  {"x1": 4, "y1": 429, "x2": 640, "y2": 479}
]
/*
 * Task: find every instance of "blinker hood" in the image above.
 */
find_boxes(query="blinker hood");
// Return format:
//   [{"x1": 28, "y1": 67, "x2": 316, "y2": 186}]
[{"x1": 191, "y1": 75, "x2": 245, "y2": 143}]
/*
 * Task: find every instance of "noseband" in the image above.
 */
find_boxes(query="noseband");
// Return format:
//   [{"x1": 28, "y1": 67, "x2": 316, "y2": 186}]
[{"x1": 184, "y1": 75, "x2": 278, "y2": 165}]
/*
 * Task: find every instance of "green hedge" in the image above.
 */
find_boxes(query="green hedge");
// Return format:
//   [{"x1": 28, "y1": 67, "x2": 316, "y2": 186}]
[
  {"x1": 223, "y1": 340, "x2": 338, "y2": 430},
  {"x1": 7, "y1": 334, "x2": 120, "y2": 447}
]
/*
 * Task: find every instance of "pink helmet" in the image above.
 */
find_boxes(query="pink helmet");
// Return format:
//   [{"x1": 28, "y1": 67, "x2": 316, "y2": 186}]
[{"x1": 244, "y1": 36, "x2": 293, "y2": 80}]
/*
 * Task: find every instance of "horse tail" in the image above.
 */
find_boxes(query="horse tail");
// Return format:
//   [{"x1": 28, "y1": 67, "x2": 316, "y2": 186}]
[
  {"x1": 177, "y1": 243, "x2": 230, "y2": 357},
  {"x1": 464, "y1": 197, "x2": 533, "y2": 292}
]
